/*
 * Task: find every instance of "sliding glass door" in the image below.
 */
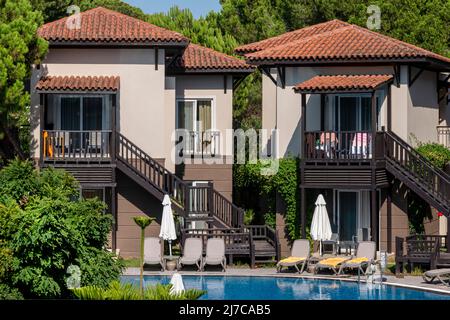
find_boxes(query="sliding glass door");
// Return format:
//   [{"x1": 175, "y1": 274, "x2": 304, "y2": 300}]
[
  {"x1": 333, "y1": 96, "x2": 372, "y2": 132},
  {"x1": 338, "y1": 191, "x2": 358, "y2": 241}
]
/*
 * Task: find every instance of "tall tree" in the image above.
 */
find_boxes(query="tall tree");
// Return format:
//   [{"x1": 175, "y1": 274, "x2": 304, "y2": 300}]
[{"x1": 0, "y1": 0, "x2": 47, "y2": 160}]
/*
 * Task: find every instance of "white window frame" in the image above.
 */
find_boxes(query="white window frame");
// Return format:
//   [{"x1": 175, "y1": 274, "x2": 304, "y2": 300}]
[
  {"x1": 327, "y1": 93, "x2": 383, "y2": 131},
  {"x1": 176, "y1": 97, "x2": 217, "y2": 155},
  {"x1": 175, "y1": 96, "x2": 216, "y2": 131}
]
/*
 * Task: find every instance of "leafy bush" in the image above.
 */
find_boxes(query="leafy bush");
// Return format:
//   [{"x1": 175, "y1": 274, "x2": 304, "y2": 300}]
[
  {"x1": 0, "y1": 160, "x2": 124, "y2": 299},
  {"x1": 244, "y1": 209, "x2": 255, "y2": 225},
  {"x1": 234, "y1": 157, "x2": 301, "y2": 239},
  {"x1": 72, "y1": 281, "x2": 205, "y2": 300},
  {"x1": 0, "y1": 284, "x2": 23, "y2": 300},
  {"x1": 416, "y1": 143, "x2": 450, "y2": 169}
]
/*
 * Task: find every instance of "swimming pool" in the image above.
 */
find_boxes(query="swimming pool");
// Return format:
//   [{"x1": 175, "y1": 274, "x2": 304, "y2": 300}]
[{"x1": 121, "y1": 275, "x2": 450, "y2": 300}]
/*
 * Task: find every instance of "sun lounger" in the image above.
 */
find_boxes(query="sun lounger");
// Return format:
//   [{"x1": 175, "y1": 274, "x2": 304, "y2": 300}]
[
  {"x1": 277, "y1": 239, "x2": 310, "y2": 273},
  {"x1": 423, "y1": 268, "x2": 450, "y2": 286},
  {"x1": 177, "y1": 238, "x2": 203, "y2": 271},
  {"x1": 143, "y1": 237, "x2": 164, "y2": 271},
  {"x1": 338, "y1": 241, "x2": 376, "y2": 275},
  {"x1": 201, "y1": 238, "x2": 226, "y2": 272},
  {"x1": 314, "y1": 256, "x2": 351, "y2": 275}
]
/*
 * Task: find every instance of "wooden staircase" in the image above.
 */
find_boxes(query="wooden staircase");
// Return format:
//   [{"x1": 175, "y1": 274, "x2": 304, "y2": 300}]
[
  {"x1": 115, "y1": 132, "x2": 245, "y2": 228},
  {"x1": 383, "y1": 131, "x2": 450, "y2": 217}
]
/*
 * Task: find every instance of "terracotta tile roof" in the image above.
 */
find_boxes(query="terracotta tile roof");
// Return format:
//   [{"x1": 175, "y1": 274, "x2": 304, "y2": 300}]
[
  {"x1": 293, "y1": 74, "x2": 394, "y2": 93},
  {"x1": 36, "y1": 76, "x2": 120, "y2": 92},
  {"x1": 240, "y1": 21, "x2": 450, "y2": 65},
  {"x1": 38, "y1": 7, "x2": 188, "y2": 45},
  {"x1": 169, "y1": 43, "x2": 254, "y2": 72},
  {"x1": 235, "y1": 20, "x2": 350, "y2": 54}
]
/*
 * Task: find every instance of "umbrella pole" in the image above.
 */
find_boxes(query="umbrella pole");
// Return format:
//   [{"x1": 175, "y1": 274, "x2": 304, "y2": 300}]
[
  {"x1": 320, "y1": 240, "x2": 322, "y2": 256},
  {"x1": 169, "y1": 240, "x2": 172, "y2": 257}
]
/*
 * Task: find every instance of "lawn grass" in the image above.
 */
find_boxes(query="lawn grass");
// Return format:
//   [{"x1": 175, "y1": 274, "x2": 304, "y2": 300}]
[{"x1": 123, "y1": 258, "x2": 140, "y2": 268}]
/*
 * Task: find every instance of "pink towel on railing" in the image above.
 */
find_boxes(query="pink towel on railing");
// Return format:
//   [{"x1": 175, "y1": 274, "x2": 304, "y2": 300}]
[{"x1": 352, "y1": 133, "x2": 370, "y2": 148}]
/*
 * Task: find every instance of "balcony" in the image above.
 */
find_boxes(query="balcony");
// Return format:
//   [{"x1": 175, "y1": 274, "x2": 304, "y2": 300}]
[
  {"x1": 181, "y1": 130, "x2": 221, "y2": 158},
  {"x1": 42, "y1": 130, "x2": 112, "y2": 162},
  {"x1": 437, "y1": 126, "x2": 450, "y2": 148},
  {"x1": 304, "y1": 131, "x2": 376, "y2": 161}
]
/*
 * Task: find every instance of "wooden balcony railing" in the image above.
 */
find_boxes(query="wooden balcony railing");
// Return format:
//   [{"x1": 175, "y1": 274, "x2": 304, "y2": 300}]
[
  {"x1": 42, "y1": 130, "x2": 112, "y2": 161},
  {"x1": 437, "y1": 126, "x2": 450, "y2": 148},
  {"x1": 181, "y1": 130, "x2": 220, "y2": 157},
  {"x1": 304, "y1": 131, "x2": 374, "y2": 160}
]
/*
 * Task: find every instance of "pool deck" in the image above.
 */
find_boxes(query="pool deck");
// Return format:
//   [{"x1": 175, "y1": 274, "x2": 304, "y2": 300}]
[{"x1": 124, "y1": 267, "x2": 450, "y2": 295}]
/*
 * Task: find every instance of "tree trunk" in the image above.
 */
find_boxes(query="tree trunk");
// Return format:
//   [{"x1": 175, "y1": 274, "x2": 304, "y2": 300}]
[
  {"x1": 140, "y1": 227, "x2": 144, "y2": 297},
  {"x1": 0, "y1": 123, "x2": 25, "y2": 160}
]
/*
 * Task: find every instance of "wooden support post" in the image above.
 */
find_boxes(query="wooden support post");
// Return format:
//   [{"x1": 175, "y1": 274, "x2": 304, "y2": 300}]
[
  {"x1": 223, "y1": 75, "x2": 227, "y2": 94},
  {"x1": 111, "y1": 185, "x2": 118, "y2": 251},
  {"x1": 39, "y1": 94, "x2": 45, "y2": 165},
  {"x1": 387, "y1": 187, "x2": 392, "y2": 252},
  {"x1": 371, "y1": 189, "x2": 378, "y2": 249},
  {"x1": 301, "y1": 187, "x2": 306, "y2": 239},
  {"x1": 111, "y1": 94, "x2": 117, "y2": 161},
  {"x1": 320, "y1": 94, "x2": 325, "y2": 131},
  {"x1": 387, "y1": 85, "x2": 392, "y2": 132},
  {"x1": 301, "y1": 93, "x2": 307, "y2": 158},
  {"x1": 447, "y1": 216, "x2": 450, "y2": 252}
]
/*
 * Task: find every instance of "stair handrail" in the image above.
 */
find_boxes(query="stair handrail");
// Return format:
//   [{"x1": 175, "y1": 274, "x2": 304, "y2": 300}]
[
  {"x1": 116, "y1": 131, "x2": 245, "y2": 227},
  {"x1": 384, "y1": 130, "x2": 450, "y2": 183},
  {"x1": 116, "y1": 131, "x2": 187, "y2": 207}
]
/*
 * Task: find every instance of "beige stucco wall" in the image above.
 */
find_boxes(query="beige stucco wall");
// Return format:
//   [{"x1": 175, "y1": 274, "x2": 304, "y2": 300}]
[
  {"x1": 30, "y1": 47, "x2": 166, "y2": 160},
  {"x1": 407, "y1": 69, "x2": 439, "y2": 145},
  {"x1": 263, "y1": 65, "x2": 393, "y2": 157},
  {"x1": 174, "y1": 75, "x2": 234, "y2": 158},
  {"x1": 164, "y1": 76, "x2": 176, "y2": 172},
  {"x1": 261, "y1": 64, "x2": 441, "y2": 157}
]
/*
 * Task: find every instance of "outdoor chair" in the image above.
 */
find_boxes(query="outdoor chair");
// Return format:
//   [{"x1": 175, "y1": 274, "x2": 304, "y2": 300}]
[
  {"x1": 322, "y1": 233, "x2": 339, "y2": 255},
  {"x1": 143, "y1": 237, "x2": 164, "y2": 271},
  {"x1": 337, "y1": 241, "x2": 376, "y2": 275},
  {"x1": 276, "y1": 239, "x2": 311, "y2": 273},
  {"x1": 201, "y1": 238, "x2": 226, "y2": 272},
  {"x1": 314, "y1": 256, "x2": 352, "y2": 275},
  {"x1": 177, "y1": 238, "x2": 203, "y2": 271},
  {"x1": 422, "y1": 268, "x2": 450, "y2": 286}
]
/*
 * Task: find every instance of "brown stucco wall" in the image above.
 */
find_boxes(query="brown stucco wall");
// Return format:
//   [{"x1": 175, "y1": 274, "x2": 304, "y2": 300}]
[
  {"x1": 176, "y1": 158, "x2": 233, "y2": 201},
  {"x1": 116, "y1": 171, "x2": 163, "y2": 258},
  {"x1": 379, "y1": 181, "x2": 409, "y2": 253},
  {"x1": 424, "y1": 209, "x2": 440, "y2": 235}
]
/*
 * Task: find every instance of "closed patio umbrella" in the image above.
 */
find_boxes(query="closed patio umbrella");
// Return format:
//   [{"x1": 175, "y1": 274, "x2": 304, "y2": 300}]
[
  {"x1": 310, "y1": 194, "x2": 333, "y2": 256},
  {"x1": 170, "y1": 272, "x2": 185, "y2": 295},
  {"x1": 159, "y1": 194, "x2": 177, "y2": 257}
]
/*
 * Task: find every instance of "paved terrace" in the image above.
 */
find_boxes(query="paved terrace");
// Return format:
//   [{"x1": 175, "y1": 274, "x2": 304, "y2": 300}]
[{"x1": 124, "y1": 267, "x2": 450, "y2": 296}]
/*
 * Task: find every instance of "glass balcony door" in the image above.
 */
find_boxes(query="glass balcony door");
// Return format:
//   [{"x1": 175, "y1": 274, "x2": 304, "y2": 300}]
[
  {"x1": 43, "y1": 94, "x2": 112, "y2": 159},
  {"x1": 177, "y1": 99, "x2": 214, "y2": 155}
]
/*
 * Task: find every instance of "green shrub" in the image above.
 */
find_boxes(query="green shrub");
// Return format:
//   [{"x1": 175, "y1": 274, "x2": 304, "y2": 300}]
[
  {"x1": 72, "y1": 281, "x2": 206, "y2": 300},
  {"x1": 244, "y1": 209, "x2": 255, "y2": 225},
  {"x1": 0, "y1": 284, "x2": 23, "y2": 300},
  {"x1": 234, "y1": 157, "x2": 300, "y2": 239},
  {"x1": 0, "y1": 160, "x2": 124, "y2": 299},
  {"x1": 416, "y1": 143, "x2": 450, "y2": 169}
]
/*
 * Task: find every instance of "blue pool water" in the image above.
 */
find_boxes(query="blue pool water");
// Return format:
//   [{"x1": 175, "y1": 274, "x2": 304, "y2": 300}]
[{"x1": 121, "y1": 275, "x2": 450, "y2": 300}]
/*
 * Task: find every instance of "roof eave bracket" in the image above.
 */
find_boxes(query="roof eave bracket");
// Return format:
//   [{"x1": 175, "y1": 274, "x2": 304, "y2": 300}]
[
  {"x1": 260, "y1": 66, "x2": 277, "y2": 86},
  {"x1": 277, "y1": 66, "x2": 286, "y2": 89}
]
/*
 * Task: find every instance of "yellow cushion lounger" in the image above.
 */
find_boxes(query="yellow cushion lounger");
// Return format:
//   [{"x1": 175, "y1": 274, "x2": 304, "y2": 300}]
[
  {"x1": 279, "y1": 257, "x2": 306, "y2": 264},
  {"x1": 317, "y1": 257, "x2": 349, "y2": 268},
  {"x1": 277, "y1": 239, "x2": 311, "y2": 274},
  {"x1": 314, "y1": 257, "x2": 351, "y2": 275},
  {"x1": 337, "y1": 242, "x2": 376, "y2": 275}
]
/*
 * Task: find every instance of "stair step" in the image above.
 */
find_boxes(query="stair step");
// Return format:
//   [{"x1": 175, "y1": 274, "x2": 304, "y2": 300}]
[{"x1": 184, "y1": 216, "x2": 215, "y2": 222}]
